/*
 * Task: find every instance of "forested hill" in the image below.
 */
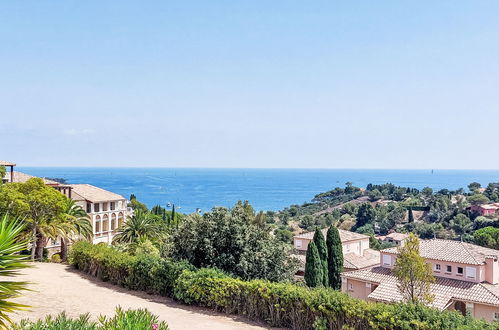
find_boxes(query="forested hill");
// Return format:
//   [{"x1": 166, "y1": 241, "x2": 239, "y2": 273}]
[{"x1": 268, "y1": 182, "x2": 499, "y2": 250}]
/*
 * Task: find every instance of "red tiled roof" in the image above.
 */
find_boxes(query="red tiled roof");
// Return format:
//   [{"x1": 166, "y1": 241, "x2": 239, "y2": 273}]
[
  {"x1": 294, "y1": 228, "x2": 368, "y2": 242},
  {"x1": 343, "y1": 249, "x2": 380, "y2": 270},
  {"x1": 382, "y1": 239, "x2": 499, "y2": 265},
  {"x1": 342, "y1": 267, "x2": 499, "y2": 309},
  {"x1": 3, "y1": 171, "x2": 60, "y2": 185}
]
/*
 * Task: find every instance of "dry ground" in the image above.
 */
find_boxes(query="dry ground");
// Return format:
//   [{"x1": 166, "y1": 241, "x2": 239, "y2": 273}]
[{"x1": 7, "y1": 263, "x2": 277, "y2": 330}]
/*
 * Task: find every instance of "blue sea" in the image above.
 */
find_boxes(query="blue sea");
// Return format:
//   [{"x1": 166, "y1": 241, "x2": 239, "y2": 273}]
[{"x1": 17, "y1": 168, "x2": 499, "y2": 214}]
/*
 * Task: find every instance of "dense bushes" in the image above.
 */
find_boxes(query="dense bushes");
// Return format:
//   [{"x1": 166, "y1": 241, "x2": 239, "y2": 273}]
[
  {"x1": 171, "y1": 205, "x2": 298, "y2": 281},
  {"x1": 13, "y1": 307, "x2": 169, "y2": 329},
  {"x1": 69, "y1": 241, "x2": 497, "y2": 330}
]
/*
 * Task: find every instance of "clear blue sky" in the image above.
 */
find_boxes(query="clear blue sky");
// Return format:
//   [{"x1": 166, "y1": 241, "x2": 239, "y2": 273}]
[{"x1": 1, "y1": 1, "x2": 498, "y2": 169}]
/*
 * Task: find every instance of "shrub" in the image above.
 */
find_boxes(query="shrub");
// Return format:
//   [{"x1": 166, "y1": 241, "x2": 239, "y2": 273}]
[
  {"x1": 51, "y1": 253, "x2": 61, "y2": 263},
  {"x1": 68, "y1": 241, "x2": 497, "y2": 330},
  {"x1": 12, "y1": 308, "x2": 169, "y2": 330},
  {"x1": 98, "y1": 307, "x2": 169, "y2": 330}
]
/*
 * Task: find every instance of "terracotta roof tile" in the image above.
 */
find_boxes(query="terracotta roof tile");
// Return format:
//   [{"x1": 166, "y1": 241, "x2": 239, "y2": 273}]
[
  {"x1": 385, "y1": 232, "x2": 409, "y2": 241},
  {"x1": 342, "y1": 267, "x2": 499, "y2": 309},
  {"x1": 294, "y1": 228, "x2": 368, "y2": 242},
  {"x1": 3, "y1": 171, "x2": 60, "y2": 185},
  {"x1": 69, "y1": 184, "x2": 125, "y2": 202},
  {"x1": 343, "y1": 249, "x2": 380, "y2": 270},
  {"x1": 382, "y1": 239, "x2": 499, "y2": 265},
  {"x1": 0, "y1": 160, "x2": 16, "y2": 166}
]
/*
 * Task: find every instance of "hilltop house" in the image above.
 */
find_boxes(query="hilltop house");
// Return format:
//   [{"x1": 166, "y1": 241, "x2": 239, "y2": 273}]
[
  {"x1": 341, "y1": 239, "x2": 499, "y2": 322},
  {"x1": 470, "y1": 204, "x2": 499, "y2": 217},
  {"x1": 293, "y1": 228, "x2": 380, "y2": 273},
  {"x1": 1, "y1": 161, "x2": 130, "y2": 245}
]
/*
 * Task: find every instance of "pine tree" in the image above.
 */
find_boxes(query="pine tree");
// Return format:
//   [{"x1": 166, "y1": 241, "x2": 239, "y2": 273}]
[
  {"x1": 313, "y1": 228, "x2": 329, "y2": 286},
  {"x1": 408, "y1": 207, "x2": 414, "y2": 223},
  {"x1": 304, "y1": 241, "x2": 323, "y2": 287},
  {"x1": 326, "y1": 226, "x2": 343, "y2": 289}
]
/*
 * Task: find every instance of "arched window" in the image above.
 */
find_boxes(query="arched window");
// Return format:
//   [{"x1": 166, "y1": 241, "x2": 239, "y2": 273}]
[
  {"x1": 118, "y1": 212, "x2": 124, "y2": 228},
  {"x1": 103, "y1": 214, "x2": 109, "y2": 232},
  {"x1": 111, "y1": 213, "x2": 117, "y2": 231},
  {"x1": 95, "y1": 215, "x2": 101, "y2": 233}
]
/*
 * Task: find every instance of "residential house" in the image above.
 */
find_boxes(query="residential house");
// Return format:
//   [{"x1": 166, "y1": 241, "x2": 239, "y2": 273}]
[
  {"x1": 470, "y1": 204, "x2": 499, "y2": 217},
  {"x1": 293, "y1": 228, "x2": 380, "y2": 274},
  {"x1": 341, "y1": 239, "x2": 499, "y2": 322},
  {"x1": 376, "y1": 232, "x2": 409, "y2": 246}
]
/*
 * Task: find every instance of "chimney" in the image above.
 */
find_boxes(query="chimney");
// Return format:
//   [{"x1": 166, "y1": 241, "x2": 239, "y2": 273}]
[{"x1": 485, "y1": 256, "x2": 498, "y2": 284}]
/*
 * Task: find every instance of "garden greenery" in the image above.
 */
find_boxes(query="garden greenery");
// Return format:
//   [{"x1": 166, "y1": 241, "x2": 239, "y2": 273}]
[
  {"x1": 13, "y1": 307, "x2": 169, "y2": 330},
  {"x1": 69, "y1": 241, "x2": 496, "y2": 330}
]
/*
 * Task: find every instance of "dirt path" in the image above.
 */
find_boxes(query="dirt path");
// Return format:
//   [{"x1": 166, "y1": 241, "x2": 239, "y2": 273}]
[{"x1": 7, "y1": 263, "x2": 276, "y2": 330}]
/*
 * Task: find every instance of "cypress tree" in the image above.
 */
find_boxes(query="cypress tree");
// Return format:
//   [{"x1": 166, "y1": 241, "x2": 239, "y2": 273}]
[
  {"x1": 313, "y1": 228, "x2": 329, "y2": 286},
  {"x1": 304, "y1": 241, "x2": 323, "y2": 287},
  {"x1": 171, "y1": 204, "x2": 176, "y2": 225},
  {"x1": 326, "y1": 226, "x2": 343, "y2": 289},
  {"x1": 408, "y1": 207, "x2": 414, "y2": 223}
]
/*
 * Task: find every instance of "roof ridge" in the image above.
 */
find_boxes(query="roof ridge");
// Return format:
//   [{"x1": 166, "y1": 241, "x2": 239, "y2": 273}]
[{"x1": 479, "y1": 282, "x2": 499, "y2": 301}]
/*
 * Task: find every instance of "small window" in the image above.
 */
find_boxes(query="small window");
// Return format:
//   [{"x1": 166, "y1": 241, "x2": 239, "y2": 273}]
[
  {"x1": 102, "y1": 202, "x2": 108, "y2": 212},
  {"x1": 457, "y1": 267, "x2": 464, "y2": 275},
  {"x1": 95, "y1": 221, "x2": 100, "y2": 233},
  {"x1": 295, "y1": 239, "x2": 302, "y2": 248},
  {"x1": 466, "y1": 267, "x2": 476, "y2": 279},
  {"x1": 94, "y1": 203, "x2": 100, "y2": 212},
  {"x1": 348, "y1": 283, "x2": 353, "y2": 291},
  {"x1": 110, "y1": 202, "x2": 115, "y2": 211},
  {"x1": 494, "y1": 312, "x2": 499, "y2": 320},
  {"x1": 383, "y1": 255, "x2": 391, "y2": 266},
  {"x1": 446, "y1": 265, "x2": 452, "y2": 273},
  {"x1": 435, "y1": 264, "x2": 441, "y2": 271},
  {"x1": 86, "y1": 203, "x2": 91, "y2": 213}
]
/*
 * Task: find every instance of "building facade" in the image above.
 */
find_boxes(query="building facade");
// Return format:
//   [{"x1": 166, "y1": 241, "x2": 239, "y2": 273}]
[
  {"x1": 293, "y1": 228, "x2": 380, "y2": 273},
  {"x1": 470, "y1": 204, "x2": 499, "y2": 217},
  {"x1": 341, "y1": 239, "x2": 499, "y2": 322},
  {"x1": 2, "y1": 161, "x2": 130, "y2": 245},
  {"x1": 63, "y1": 184, "x2": 130, "y2": 244}
]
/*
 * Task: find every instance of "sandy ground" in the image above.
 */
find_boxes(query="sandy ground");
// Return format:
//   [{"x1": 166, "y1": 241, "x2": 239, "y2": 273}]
[{"x1": 7, "y1": 263, "x2": 277, "y2": 330}]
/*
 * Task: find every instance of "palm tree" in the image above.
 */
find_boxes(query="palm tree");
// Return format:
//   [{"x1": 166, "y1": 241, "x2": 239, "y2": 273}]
[
  {"x1": 58, "y1": 199, "x2": 93, "y2": 262},
  {"x1": 33, "y1": 199, "x2": 92, "y2": 262},
  {"x1": 112, "y1": 210, "x2": 159, "y2": 246},
  {"x1": 0, "y1": 214, "x2": 30, "y2": 327}
]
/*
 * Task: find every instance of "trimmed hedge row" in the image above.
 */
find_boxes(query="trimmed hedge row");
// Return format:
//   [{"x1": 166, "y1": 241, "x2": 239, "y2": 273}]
[{"x1": 69, "y1": 242, "x2": 497, "y2": 330}]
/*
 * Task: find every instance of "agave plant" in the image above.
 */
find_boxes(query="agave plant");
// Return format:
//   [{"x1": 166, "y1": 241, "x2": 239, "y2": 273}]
[
  {"x1": 13, "y1": 308, "x2": 169, "y2": 330},
  {"x1": 0, "y1": 214, "x2": 31, "y2": 327},
  {"x1": 98, "y1": 307, "x2": 169, "y2": 330}
]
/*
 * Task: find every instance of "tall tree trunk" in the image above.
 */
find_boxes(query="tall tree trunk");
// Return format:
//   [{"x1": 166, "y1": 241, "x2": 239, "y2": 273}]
[
  {"x1": 30, "y1": 227, "x2": 37, "y2": 261},
  {"x1": 35, "y1": 234, "x2": 46, "y2": 261},
  {"x1": 61, "y1": 238, "x2": 68, "y2": 262}
]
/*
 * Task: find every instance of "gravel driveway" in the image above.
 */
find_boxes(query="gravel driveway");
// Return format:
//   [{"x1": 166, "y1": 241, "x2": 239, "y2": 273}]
[{"x1": 7, "y1": 263, "x2": 276, "y2": 330}]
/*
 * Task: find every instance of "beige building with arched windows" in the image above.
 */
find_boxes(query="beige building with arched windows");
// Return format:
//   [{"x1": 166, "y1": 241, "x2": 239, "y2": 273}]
[{"x1": 68, "y1": 184, "x2": 130, "y2": 244}]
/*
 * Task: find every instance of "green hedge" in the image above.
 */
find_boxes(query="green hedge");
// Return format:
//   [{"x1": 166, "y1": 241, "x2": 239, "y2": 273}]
[{"x1": 69, "y1": 241, "x2": 497, "y2": 330}]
